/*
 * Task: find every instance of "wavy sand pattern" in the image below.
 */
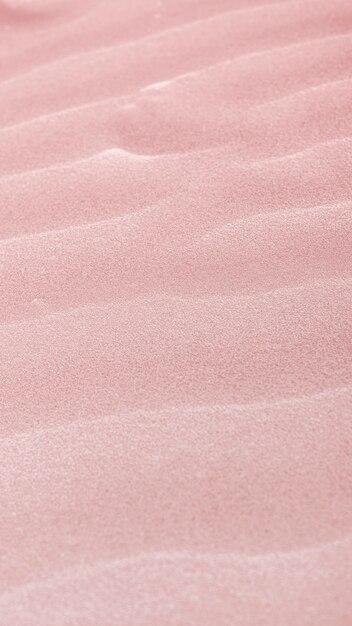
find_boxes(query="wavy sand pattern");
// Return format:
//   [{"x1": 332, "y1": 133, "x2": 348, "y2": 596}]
[{"x1": 0, "y1": 1, "x2": 352, "y2": 624}]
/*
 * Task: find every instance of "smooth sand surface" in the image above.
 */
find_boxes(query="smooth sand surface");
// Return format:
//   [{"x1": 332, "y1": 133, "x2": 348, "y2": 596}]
[{"x1": 0, "y1": 1, "x2": 352, "y2": 624}]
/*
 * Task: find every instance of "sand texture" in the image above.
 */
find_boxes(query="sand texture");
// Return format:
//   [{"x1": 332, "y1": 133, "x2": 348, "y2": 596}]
[{"x1": 0, "y1": 1, "x2": 352, "y2": 624}]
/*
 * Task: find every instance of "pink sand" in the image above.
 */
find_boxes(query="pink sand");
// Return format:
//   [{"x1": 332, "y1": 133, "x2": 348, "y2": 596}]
[{"x1": 0, "y1": 0, "x2": 352, "y2": 624}]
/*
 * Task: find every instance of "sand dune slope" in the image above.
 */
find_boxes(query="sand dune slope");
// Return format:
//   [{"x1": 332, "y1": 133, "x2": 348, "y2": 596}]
[{"x1": 0, "y1": 1, "x2": 351, "y2": 625}]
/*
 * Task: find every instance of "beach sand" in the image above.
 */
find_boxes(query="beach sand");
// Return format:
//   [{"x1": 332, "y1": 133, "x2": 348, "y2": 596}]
[{"x1": 0, "y1": 0, "x2": 352, "y2": 624}]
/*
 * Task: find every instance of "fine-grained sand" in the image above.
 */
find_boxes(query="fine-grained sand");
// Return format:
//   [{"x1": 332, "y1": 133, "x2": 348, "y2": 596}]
[{"x1": 0, "y1": 1, "x2": 352, "y2": 624}]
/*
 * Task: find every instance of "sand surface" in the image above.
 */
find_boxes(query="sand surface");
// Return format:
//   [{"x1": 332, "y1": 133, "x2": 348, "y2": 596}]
[{"x1": 0, "y1": 0, "x2": 352, "y2": 624}]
